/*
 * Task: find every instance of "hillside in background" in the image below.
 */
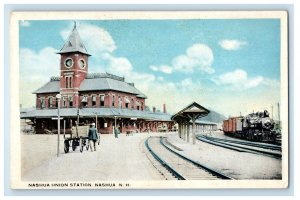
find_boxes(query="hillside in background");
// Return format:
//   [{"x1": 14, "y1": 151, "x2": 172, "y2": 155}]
[{"x1": 201, "y1": 110, "x2": 227, "y2": 123}]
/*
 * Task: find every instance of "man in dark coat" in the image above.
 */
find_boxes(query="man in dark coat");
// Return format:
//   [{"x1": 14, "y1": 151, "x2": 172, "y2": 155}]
[{"x1": 88, "y1": 123, "x2": 98, "y2": 152}]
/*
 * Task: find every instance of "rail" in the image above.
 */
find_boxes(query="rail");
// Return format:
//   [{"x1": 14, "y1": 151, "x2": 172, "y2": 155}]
[
  {"x1": 197, "y1": 135, "x2": 281, "y2": 159},
  {"x1": 145, "y1": 136, "x2": 233, "y2": 180},
  {"x1": 145, "y1": 137, "x2": 185, "y2": 180},
  {"x1": 160, "y1": 137, "x2": 233, "y2": 180}
]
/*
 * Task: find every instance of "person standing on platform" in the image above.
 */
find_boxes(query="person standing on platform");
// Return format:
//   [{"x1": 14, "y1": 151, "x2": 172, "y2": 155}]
[{"x1": 88, "y1": 123, "x2": 98, "y2": 152}]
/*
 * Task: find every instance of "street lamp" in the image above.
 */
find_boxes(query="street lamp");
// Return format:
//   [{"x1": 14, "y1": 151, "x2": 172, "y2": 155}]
[{"x1": 56, "y1": 94, "x2": 61, "y2": 157}]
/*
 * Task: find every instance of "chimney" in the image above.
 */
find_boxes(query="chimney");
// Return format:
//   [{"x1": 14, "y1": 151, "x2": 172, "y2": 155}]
[
  {"x1": 163, "y1": 104, "x2": 166, "y2": 113},
  {"x1": 153, "y1": 106, "x2": 156, "y2": 112}
]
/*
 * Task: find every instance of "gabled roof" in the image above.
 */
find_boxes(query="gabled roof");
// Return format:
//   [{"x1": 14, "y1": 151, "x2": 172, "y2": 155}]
[
  {"x1": 171, "y1": 102, "x2": 210, "y2": 122},
  {"x1": 58, "y1": 23, "x2": 90, "y2": 56}
]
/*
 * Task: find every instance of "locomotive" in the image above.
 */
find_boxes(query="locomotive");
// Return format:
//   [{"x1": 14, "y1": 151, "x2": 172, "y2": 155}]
[{"x1": 223, "y1": 110, "x2": 276, "y2": 142}]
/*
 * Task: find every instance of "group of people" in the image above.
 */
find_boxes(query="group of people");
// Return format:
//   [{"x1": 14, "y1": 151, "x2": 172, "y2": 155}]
[{"x1": 87, "y1": 123, "x2": 120, "y2": 152}]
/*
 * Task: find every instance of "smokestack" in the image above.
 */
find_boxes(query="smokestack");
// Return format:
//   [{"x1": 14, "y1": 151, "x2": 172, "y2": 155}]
[
  {"x1": 153, "y1": 106, "x2": 156, "y2": 112},
  {"x1": 163, "y1": 104, "x2": 166, "y2": 113}
]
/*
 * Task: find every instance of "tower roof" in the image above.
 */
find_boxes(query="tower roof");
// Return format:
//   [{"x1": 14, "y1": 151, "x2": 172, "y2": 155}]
[{"x1": 58, "y1": 22, "x2": 91, "y2": 56}]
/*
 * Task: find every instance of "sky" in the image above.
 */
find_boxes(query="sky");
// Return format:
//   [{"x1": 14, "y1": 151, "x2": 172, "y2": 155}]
[{"x1": 19, "y1": 19, "x2": 281, "y2": 118}]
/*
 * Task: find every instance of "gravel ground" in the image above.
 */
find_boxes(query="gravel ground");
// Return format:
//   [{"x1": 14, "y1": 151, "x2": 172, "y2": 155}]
[
  {"x1": 21, "y1": 132, "x2": 164, "y2": 181},
  {"x1": 21, "y1": 131, "x2": 281, "y2": 181},
  {"x1": 166, "y1": 132, "x2": 282, "y2": 179}
]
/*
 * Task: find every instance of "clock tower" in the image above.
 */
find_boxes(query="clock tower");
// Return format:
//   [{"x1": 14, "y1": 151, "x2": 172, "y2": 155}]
[{"x1": 57, "y1": 22, "x2": 91, "y2": 108}]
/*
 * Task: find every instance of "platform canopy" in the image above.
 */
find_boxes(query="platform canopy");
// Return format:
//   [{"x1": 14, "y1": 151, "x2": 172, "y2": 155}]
[
  {"x1": 171, "y1": 102, "x2": 210, "y2": 144},
  {"x1": 171, "y1": 102, "x2": 210, "y2": 123}
]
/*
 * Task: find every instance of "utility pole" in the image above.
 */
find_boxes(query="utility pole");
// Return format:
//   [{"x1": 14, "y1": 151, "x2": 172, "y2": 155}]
[
  {"x1": 271, "y1": 105, "x2": 274, "y2": 119},
  {"x1": 56, "y1": 94, "x2": 61, "y2": 157}
]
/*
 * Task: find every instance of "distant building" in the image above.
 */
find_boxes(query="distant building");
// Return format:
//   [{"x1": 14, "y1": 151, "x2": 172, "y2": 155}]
[{"x1": 21, "y1": 23, "x2": 174, "y2": 134}]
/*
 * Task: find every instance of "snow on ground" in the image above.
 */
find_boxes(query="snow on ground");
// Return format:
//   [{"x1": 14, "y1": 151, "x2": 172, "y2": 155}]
[{"x1": 166, "y1": 131, "x2": 282, "y2": 179}]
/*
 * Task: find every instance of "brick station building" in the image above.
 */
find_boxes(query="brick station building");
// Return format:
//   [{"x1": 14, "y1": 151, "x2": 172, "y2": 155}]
[{"x1": 21, "y1": 24, "x2": 174, "y2": 134}]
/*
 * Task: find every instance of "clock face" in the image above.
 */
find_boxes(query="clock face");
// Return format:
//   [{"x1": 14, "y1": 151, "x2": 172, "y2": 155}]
[
  {"x1": 79, "y1": 59, "x2": 86, "y2": 69},
  {"x1": 64, "y1": 58, "x2": 73, "y2": 68}
]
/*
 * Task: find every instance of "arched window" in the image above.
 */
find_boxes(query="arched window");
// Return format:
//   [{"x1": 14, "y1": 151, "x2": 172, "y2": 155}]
[
  {"x1": 69, "y1": 77, "x2": 73, "y2": 88},
  {"x1": 66, "y1": 77, "x2": 69, "y2": 88}
]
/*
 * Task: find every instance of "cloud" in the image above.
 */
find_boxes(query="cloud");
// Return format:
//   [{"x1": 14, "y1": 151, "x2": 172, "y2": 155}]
[
  {"x1": 20, "y1": 20, "x2": 30, "y2": 27},
  {"x1": 149, "y1": 43, "x2": 214, "y2": 74},
  {"x1": 211, "y1": 69, "x2": 279, "y2": 91},
  {"x1": 150, "y1": 65, "x2": 173, "y2": 74},
  {"x1": 173, "y1": 44, "x2": 214, "y2": 74},
  {"x1": 219, "y1": 39, "x2": 247, "y2": 50},
  {"x1": 19, "y1": 47, "x2": 60, "y2": 107},
  {"x1": 60, "y1": 23, "x2": 116, "y2": 55},
  {"x1": 20, "y1": 47, "x2": 60, "y2": 81}
]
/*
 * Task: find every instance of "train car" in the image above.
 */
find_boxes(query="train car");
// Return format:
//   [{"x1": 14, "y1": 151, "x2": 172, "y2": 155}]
[
  {"x1": 223, "y1": 110, "x2": 276, "y2": 142},
  {"x1": 223, "y1": 117, "x2": 243, "y2": 135}
]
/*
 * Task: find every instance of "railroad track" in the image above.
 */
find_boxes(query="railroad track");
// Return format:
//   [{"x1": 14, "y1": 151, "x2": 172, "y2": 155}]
[
  {"x1": 197, "y1": 135, "x2": 282, "y2": 159},
  {"x1": 145, "y1": 136, "x2": 233, "y2": 180},
  {"x1": 202, "y1": 135, "x2": 281, "y2": 151}
]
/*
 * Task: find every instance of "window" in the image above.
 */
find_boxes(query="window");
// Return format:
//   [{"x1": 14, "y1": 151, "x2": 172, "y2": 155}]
[
  {"x1": 62, "y1": 96, "x2": 67, "y2": 107},
  {"x1": 118, "y1": 96, "x2": 122, "y2": 108},
  {"x1": 40, "y1": 97, "x2": 45, "y2": 109},
  {"x1": 69, "y1": 77, "x2": 73, "y2": 88},
  {"x1": 48, "y1": 96, "x2": 53, "y2": 108},
  {"x1": 112, "y1": 95, "x2": 115, "y2": 107},
  {"x1": 65, "y1": 76, "x2": 73, "y2": 88},
  {"x1": 66, "y1": 77, "x2": 69, "y2": 88},
  {"x1": 100, "y1": 95, "x2": 105, "y2": 106},
  {"x1": 81, "y1": 96, "x2": 88, "y2": 107},
  {"x1": 136, "y1": 101, "x2": 140, "y2": 110},
  {"x1": 68, "y1": 96, "x2": 73, "y2": 107},
  {"x1": 92, "y1": 95, "x2": 96, "y2": 106},
  {"x1": 55, "y1": 97, "x2": 58, "y2": 108},
  {"x1": 131, "y1": 98, "x2": 134, "y2": 109},
  {"x1": 125, "y1": 97, "x2": 129, "y2": 109}
]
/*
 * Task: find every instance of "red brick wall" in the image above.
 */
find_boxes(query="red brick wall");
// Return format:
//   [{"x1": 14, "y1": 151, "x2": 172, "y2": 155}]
[{"x1": 60, "y1": 53, "x2": 88, "y2": 99}]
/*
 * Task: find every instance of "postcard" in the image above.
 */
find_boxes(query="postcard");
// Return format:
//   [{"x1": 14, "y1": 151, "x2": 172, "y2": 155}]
[{"x1": 10, "y1": 11, "x2": 288, "y2": 189}]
